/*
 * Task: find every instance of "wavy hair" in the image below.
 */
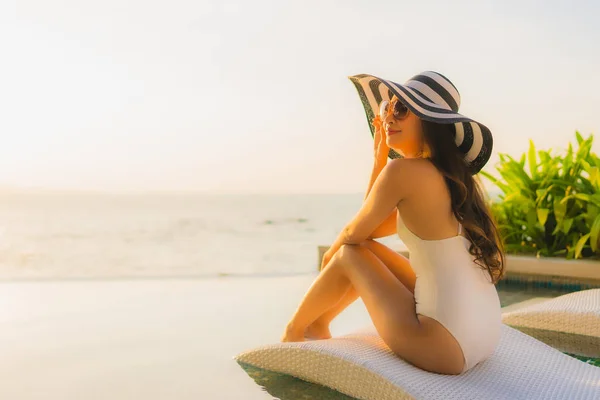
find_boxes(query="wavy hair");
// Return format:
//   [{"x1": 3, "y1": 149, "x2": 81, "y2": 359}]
[{"x1": 420, "y1": 119, "x2": 506, "y2": 284}]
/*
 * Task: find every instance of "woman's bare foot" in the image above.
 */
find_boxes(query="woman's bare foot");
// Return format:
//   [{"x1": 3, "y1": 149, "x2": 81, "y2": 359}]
[
  {"x1": 304, "y1": 320, "x2": 332, "y2": 340},
  {"x1": 280, "y1": 323, "x2": 305, "y2": 343}
]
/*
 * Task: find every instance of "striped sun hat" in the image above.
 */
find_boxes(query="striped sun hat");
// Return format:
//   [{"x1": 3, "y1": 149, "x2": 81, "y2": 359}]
[{"x1": 348, "y1": 71, "x2": 493, "y2": 175}]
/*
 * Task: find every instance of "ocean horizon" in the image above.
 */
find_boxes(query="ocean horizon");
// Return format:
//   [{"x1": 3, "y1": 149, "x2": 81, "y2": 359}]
[{"x1": 0, "y1": 190, "x2": 502, "y2": 280}]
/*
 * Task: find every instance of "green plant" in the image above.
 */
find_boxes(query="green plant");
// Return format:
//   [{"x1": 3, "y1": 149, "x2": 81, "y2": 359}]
[{"x1": 480, "y1": 131, "x2": 600, "y2": 259}]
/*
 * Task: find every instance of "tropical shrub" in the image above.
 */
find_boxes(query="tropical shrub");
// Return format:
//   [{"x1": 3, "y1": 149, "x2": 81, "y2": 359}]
[{"x1": 480, "y1": 131, "x2": 600, "y2": 259}]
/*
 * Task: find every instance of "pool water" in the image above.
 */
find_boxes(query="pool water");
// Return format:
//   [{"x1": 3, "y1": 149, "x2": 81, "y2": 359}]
[
  {"x1": 496, "y1": 285, "x2": 578, "y2": 307},
  {"x1": 567, "y1": 353, "x2": 600, "y2": 367},
  {"x1": 239, "y1": 363, "x2": 357, "y2": 400}
]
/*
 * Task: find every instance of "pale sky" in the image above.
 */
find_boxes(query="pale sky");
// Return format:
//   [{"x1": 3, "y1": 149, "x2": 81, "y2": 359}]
[{"x1": 1, "y1": 0, "x2": 598, "y2": 194}]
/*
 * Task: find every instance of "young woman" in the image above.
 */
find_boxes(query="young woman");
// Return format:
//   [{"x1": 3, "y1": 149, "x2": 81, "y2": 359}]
[{"x1": 281, "y1": 71, "x2": 505, "y2": 375}]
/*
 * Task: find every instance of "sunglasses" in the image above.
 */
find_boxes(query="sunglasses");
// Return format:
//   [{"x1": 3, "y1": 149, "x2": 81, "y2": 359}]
[{"x1": 379, "y1": 98, "x2": 410, "y2": 120}]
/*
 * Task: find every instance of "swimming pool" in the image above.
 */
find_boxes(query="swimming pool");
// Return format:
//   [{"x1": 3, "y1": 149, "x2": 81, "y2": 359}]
[{"x1": 496, "y1": 281, "x2": 581, "y2": 308}]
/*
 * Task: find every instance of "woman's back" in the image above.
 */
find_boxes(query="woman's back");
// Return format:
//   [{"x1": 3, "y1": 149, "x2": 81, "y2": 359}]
[{"x1": 395, "y1": 159, "x2": 466, "y2": 243}]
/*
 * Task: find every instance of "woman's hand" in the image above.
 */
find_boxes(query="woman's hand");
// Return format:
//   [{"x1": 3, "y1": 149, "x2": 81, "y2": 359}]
[{"x1": 372, "y1": 115, "x2": 389, "y2": 167}]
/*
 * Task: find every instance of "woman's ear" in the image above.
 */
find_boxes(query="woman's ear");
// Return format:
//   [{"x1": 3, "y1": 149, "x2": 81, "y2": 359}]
[
  {"x1": 420, "y1": 140, "x2": 432, "y2": 159},
  {"x1": 423, "y1": 145, "x2": 432, "y2": 158}
]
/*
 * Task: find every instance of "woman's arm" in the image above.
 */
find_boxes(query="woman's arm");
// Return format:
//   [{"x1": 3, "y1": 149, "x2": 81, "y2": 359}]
[
  {"x1": 321, "y1": 117, "x2": 396, "y2": 268},
  {"x1": 343, "y1": 159, "x2": 408, "y2": 244},
  {"x1": 362, "y1": 115, "x2": 398, "y2": 238},
  {"x1": 364, "y1": 161, "x2": 398, "y2": 238},
  {"x1": 324, "y1": 161, "x2": 393, "y2": 259},
  {"x1": 364, "y1": 160, "x2": 384, "y2": 202},
  {"x1": 327, "y1": 160, "x2": 407, "y2": 256},
  {"x1": 368, "y1": 211, "x2": 398, "y2": 238}
]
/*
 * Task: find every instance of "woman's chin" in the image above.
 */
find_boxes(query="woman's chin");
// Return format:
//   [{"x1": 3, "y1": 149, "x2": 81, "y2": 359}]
[{"x1": 386, "y1": 137, "x2": 402, "y2": 148}]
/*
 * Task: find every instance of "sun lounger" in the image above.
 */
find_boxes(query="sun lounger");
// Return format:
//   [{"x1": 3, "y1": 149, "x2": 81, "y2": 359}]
[
  {"x1": 235, "y1": 290, "x2": 600, "y2": 400},
  {"x1": 502, "y1": 288, "x2": 600, "y2": 358}
]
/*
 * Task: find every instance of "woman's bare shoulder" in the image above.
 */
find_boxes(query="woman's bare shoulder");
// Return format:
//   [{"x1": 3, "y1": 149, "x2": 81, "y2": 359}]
[{"x1": 385, "y1": 158, "x2": 439, "y2": 184}]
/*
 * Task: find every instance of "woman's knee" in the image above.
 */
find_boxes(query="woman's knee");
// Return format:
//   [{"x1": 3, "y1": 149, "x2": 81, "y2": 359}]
[
  {"x1": 335, "y1": 244, "x2": 364, "y2": 260},
  {"x1": 332, "y1": 244, "x2": 371, "y2": 271},
  {"x1": 328, "y1": 245, "x2": 352, "y2": 268}
]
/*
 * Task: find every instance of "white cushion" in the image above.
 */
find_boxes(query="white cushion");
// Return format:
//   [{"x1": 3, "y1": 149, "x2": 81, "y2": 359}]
[
  {"x1": 234, "y1": 324, "x2": 600, "y2": 400},
  {"x1": 502, "y1": 289, "x2": 600, "y2": 357}
]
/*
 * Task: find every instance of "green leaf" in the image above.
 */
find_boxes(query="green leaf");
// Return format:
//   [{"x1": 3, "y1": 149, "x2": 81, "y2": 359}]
[
  {"x1": 536, "y1": 208, "x2": 549, "y2": 226},
  {"x1": 503, "y1": 192, "x2": 523, "y2": 203},
  {"x1": 574, "y1": 233, "x2": 590, "y2": 259},
  {"x1": 590, "y1": 214, "x2": 600, "y2": 252},
  {"x1": 528, "y1": 140, "x2": 537, "y2": 179},
  {"x1": 591, "y1": 167, "x2": 600, "y2": 188},
  {"x1": 535, "y1": 185, "x2": 555, "y2": 207},
  {"x1": 563, "y1": 143, "x2": 574, "y2": 177},
  {"x1": 554, "y1": 197, "x2": 567, "y2": 223},
  {"x1": 562, "y1": 218, "x2": 574, "y2": 234},
  {"x1": 479, "y1": 170, "x2": 511, "y2": 193},
  {"x1": 527, "y1": 209, "x2": 538, "y2": 227},
  {"x1": 538, "y1": 150, "x2": 551, "y2": 165},
  {"x1": 573, "y1": 193, "x2": 600, "y2": 208},
  {"x1": 587, "y1": 203, "x2": 600, "y2": 224},
  {"x1": 581, "y1": 159, "x2": 592, "y2": 172},
  {"x1": 575, "y1": 131, "x2": 583, "y2": 145}
]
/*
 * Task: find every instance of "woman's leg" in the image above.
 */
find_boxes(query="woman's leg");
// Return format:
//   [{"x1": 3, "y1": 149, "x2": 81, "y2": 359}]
[
  {"x1": 304, "y1": 286, "x2": 357, "y2": 339},
  {"x1": 305, "y1": 240, "x2": 416, "y2": 339},
  {"x1": 282, "y1": 244, "x2": 464, "y2": 374},
  {"x1": 281, "y1": 244, "x2": 420, "y2": 350}
]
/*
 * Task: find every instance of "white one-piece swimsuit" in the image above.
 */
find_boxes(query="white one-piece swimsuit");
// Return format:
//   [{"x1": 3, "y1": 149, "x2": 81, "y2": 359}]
[{"x1": 396, "y1": 210, "x2": 502, "y2": 373}]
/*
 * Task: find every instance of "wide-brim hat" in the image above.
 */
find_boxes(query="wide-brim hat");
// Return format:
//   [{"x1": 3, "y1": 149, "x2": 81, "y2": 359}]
[{"x1": 348, "y1": 71, "x2": 493, "y2": 175}]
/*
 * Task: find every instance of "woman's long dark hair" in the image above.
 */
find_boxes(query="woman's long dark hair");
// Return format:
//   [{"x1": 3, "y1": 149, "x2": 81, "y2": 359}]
[{"x1": 420, "y1": 119, "x2": 506, "y2": 284}]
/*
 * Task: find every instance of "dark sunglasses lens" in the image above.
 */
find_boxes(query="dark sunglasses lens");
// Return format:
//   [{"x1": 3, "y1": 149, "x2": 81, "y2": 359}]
[{"x1": 394, "y1": 101, "x2": 408, "y2": 118}]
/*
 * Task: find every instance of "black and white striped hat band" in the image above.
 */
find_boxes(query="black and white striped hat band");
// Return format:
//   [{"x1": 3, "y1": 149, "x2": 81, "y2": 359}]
[{"x1": 348, "y1": 71, "x2": 493, "y2": 175}]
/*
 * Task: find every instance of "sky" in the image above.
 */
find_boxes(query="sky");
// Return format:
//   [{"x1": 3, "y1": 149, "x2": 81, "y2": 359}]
[{"x1": 0, "y1": 0, "x2": 598, "y2": 194}]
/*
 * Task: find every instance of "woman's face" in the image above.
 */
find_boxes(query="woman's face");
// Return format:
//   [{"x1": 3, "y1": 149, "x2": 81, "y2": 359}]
[{"x1": 382, "y1": 96, "x2": 425, "y2": 158}]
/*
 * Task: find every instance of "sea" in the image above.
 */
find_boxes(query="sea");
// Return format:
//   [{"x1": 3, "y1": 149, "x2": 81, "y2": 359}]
[
  {"x1": 0, "y1": 191, "x2": 501, "y2": 280},
  {"x1": 0, "y1": 192, "x2": 399, "y2": 280}
]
